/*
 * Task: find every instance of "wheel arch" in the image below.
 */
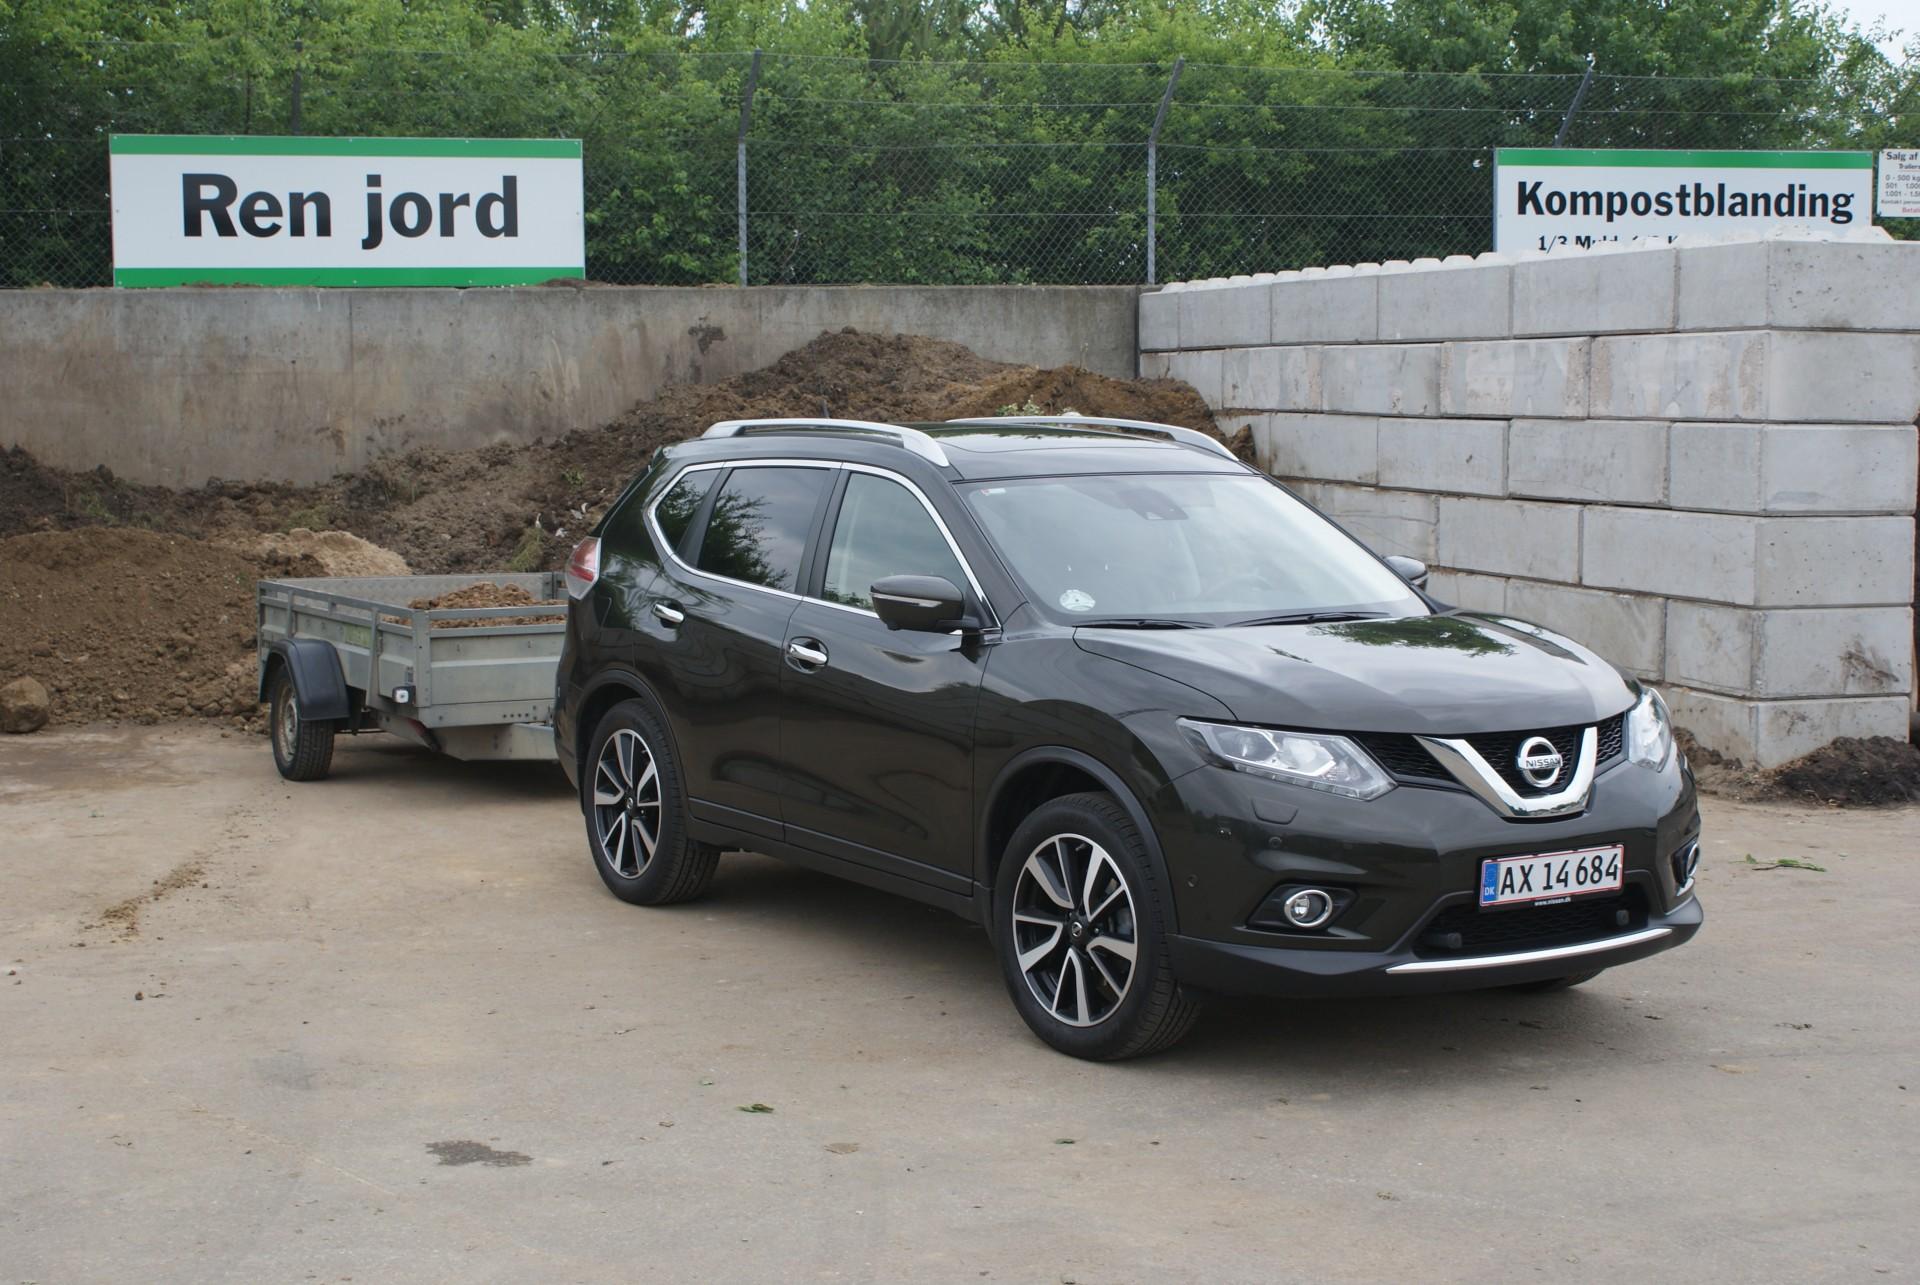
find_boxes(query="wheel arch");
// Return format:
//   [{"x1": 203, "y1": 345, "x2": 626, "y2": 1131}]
[
  {"x1": 572, "y1": 667, "x2": 678, "y2": 809},
  {"x1": 258, "y1": 638, "x2": 351, "y2": 722},
  {"x1": 977, "y1": 747, "x2": 1179, "y2": 934}
]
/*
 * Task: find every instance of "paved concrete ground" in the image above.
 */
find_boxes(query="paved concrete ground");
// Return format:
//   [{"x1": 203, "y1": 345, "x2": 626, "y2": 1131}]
[{"x1": 2, "y1": 724, "x2": 1915, "y2": 1283}]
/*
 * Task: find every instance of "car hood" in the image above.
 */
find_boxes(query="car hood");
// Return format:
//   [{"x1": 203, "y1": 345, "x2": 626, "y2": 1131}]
[{"x1": 1073, "y1": 612, "x2": 1635, "y2": 735}]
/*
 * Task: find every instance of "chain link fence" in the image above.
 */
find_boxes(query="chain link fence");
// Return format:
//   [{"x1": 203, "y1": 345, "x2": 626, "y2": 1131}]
[{"x1": 3, "y1": 40, "x2": 1907, "y2": 289}]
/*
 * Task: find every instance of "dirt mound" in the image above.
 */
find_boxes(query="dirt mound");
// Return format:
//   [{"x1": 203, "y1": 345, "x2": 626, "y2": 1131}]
[
  {"x1": 252, "y1": 528, "x2": 410, "y2": 578},
  {"x1": 408, "y1": 582, "x2": 565, "y2": 629},
  {"x1": 0, "y1": 328, "x2": 1220, "y2": 727},
  {"x1": 0, "y1": 528, "x2": 307, "y2": 727},
  {"x1": 1680, "y1": 728, "x2": 1920, "y2": 806},
  {"x1": 0, "y1": 330, "x2": 1220, "y2": 578}
]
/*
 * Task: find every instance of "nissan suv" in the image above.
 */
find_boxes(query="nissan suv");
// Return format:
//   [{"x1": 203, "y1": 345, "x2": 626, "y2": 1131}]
[{"x1": 554, "y1": 416, "x2": 1702, "y2": 1060}]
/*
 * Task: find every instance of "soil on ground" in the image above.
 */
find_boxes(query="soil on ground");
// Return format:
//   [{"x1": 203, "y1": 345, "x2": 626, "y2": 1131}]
[
  {"x1": 1680, "y1": 730, "x2": 1920, "y2": 807},
  {"x1": 0, "y1": 528, "x2": 316, "y2": 727}
]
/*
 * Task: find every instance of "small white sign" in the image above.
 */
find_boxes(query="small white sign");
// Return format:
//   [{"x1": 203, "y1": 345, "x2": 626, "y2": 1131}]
[
  {"x1": 1494, "y1": 148, "x2": 1875, "y2": 254},
  {"x1": 110, "y1": 135, "x2": 584, "y2": 286},
  {"x1": 1878, "y1": 150, "x2": 1920, "y2": 219}
]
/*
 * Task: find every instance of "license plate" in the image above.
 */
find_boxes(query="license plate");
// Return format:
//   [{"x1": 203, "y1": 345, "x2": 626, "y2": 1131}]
[{"x1": 1479, "y1": 844, "x2": 1624, "y2": 908}]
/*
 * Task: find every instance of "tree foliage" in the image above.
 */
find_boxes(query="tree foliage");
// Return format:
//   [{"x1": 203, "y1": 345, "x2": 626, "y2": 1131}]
[{"x1": 1, "y1": 0, "x2": 1912, "y2": 286}]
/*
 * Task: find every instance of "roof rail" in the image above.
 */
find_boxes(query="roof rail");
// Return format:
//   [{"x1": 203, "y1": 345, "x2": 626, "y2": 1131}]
[
  {"x1": 950, "y1": 414, "x2": 1239, "y2": 461},
  {"x1": 702, "y1": 418, "x2": 949, "y2": 467}
]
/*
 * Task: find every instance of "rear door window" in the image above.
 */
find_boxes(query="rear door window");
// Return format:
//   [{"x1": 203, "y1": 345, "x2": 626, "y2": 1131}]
[{"x1": 693, "y1": 466, "x2": 830, "y2": 593}]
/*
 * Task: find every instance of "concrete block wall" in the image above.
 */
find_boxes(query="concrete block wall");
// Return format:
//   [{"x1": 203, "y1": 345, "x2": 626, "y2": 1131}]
[{"x1": 1141, "y1": 233, "x2": 1919, "y2": 767}]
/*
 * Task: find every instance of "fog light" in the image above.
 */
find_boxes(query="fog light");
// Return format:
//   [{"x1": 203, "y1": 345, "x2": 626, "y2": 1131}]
[
  {"x1": 1282, "y1": 888, "x2": 1337, "y2": 930},
  {"x1": 1672, "y1": 840, "x2": 1701, "y2": 895}
]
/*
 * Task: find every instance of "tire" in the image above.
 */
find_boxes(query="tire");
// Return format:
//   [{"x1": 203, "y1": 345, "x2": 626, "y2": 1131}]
[
  {"x1": 267, "y1": 666, "x2": 335, "y2": 782},
  {"x1": 1506, "y1": 969, "x2": 1603, "y2": 994},
  {"x1": 582, "y1": 697, "x2": 719, "y2": 905},
  {"x1": 991, "y1": 792, "x2": 1201, "y2": 1061}
]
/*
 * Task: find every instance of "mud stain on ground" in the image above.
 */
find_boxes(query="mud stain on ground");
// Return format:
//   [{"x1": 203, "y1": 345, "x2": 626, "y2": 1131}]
[
  {"x1": 426, "y1": 1140, "x2": 533, "y2": 1167},
  {"x1": 93, "y1": 858, "x2": 207, "y2": 940}
]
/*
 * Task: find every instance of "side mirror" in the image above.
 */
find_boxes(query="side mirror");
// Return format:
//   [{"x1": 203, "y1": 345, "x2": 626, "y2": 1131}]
[
  {"x1": 870, "y1": 575, "x2": 971, "y2": 633},
  {"x1": 1384, "y1": 555, "x2": 1430, "y2": 590}
]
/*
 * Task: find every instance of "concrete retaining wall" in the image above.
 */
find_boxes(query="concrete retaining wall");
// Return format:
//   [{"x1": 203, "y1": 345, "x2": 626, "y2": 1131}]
[
  {"x1": 1142, "y1": 234, "x2": 1919, "y2": 767},
  {"x1": 0, "y1": 284, "x2": 1138, "y2": 487}
]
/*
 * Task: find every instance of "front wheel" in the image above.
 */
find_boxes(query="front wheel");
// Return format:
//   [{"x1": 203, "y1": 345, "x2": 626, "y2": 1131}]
[
  {"x1": 268, "y1": 667, "x2": 335, "y2": 782},
  {"x1": 583, "y1": 698, "x2": 719, "y2": 905},
  {"x1": 992, "y1": 792, "x2": 1200, "y2": 1061}
]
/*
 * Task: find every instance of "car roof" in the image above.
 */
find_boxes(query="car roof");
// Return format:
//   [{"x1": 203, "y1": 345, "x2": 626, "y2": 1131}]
[{"x1": 666, "y1": 417, "x2": 1250, "y2": 482}]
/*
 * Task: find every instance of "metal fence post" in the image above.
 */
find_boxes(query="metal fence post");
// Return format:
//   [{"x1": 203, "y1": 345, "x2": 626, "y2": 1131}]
[
  {"x1": 1145, "y1": 57, "x2": 1185, "y2": 286},
  {"x1": 737, "y1": 49, "x2": 762, "y2": 287},
  {"x1": 1553, "y1": 53, "x2": 1596, "y2": 148},
  {"x1": 290, "y1": 39, "x2": 303, "y2": 135}
]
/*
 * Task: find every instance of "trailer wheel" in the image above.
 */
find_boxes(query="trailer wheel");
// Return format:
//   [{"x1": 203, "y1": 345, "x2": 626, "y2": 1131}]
[
  {"x1": 584, "y1": 698, "x2": 718, "y2": 905},
  {"x1": 268, "y1": 666, "x2": 336, "y2": 782}
]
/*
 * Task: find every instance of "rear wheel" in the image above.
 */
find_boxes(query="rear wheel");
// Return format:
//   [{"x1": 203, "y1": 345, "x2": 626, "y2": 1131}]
[
  {"x1": 1506, "y1": 969, "x2": 1603, "y2": 994},
  {"x1": 267, "y1": 667, "x2": 335, "y2": 782},
  {"x1": 584, "y1": 698, "x2": 718, "y2": 905},
  {"x1": 992, "y1": 792, "x2": 1200, "y2": 1060}
]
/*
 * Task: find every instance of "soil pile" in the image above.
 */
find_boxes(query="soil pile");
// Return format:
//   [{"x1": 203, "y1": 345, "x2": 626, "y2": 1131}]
[
  {"x1": 0, "y1": 329, "x2": 1217, "y2": 729},
  {"x1": 0, "y1": 528, "x2": 312, "y2": 726},
  {"x1": 409, "y1": 582, "x2": 565, "y2": 629},
  {"x1": 1679, "y1": 729, "x2": 1920, "y2": 806},
  {"x1": 0, "y1": 329, "x2": 1219, "y2": 577},
  {"x1": 252, "y1": 528, "x2": 410, "y2": 578}
]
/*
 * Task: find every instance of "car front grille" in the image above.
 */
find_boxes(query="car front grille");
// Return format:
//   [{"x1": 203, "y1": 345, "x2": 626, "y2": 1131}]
[
  {"x1": 1351, "y1": 733, "x2": 1452, "y2": 784},
  {"x1": 1461, "y1": 724, "x2": 1585, "y2": 795},
  {"x1": 1356, "y1": 712, "x2": 1629, "y2": 795},
  {"x1": 1416, "y1": 888, "x2": 1647, "y2": 957}
]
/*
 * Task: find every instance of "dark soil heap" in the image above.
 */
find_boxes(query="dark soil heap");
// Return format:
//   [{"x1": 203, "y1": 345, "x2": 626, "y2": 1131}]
[
  {"x1": 0, "y1": 329, "x2": 1222, "y2": 576},
  {"x1": 0, "y1": 528, "x2": 311, "y2": 726},
  {"x1": 0, "y1": 329, "x2": 1218, "y2": 727}
]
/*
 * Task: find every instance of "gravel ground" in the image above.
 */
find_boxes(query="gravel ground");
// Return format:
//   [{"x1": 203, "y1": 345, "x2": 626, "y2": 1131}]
[{"x1": 2, "y1": 724, "x2": 1915, "y2": 1282}]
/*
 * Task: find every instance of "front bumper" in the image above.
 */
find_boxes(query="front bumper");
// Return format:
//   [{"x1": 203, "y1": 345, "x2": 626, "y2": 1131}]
[
  {"x1": 1149, "y1": 750, "x2": 1703, "y2": 996},
  {"x1": 1171, "y1": 894, "x2": 1701, "y2": 997}
]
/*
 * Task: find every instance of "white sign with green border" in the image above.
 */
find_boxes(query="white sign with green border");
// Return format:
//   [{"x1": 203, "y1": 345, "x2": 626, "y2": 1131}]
[
  {"x1": 109, "y1": 135, "x2": 584, "y2": 286},
  {"x1": 1493, "y1": 148, "x2": 1874, "y2": 254}
]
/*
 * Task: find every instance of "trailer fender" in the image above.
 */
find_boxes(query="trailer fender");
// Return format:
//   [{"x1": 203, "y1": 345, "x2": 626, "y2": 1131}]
[{"x1": 258, "y1": 638, "x2": 351, "y2": 722}]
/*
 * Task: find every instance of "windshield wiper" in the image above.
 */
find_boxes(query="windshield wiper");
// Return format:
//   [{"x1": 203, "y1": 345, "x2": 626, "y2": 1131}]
[
  {"x1": 1074, "y1": 616, "x2": 1212, "y2": 630},
  {"x1": 1228, "y1": 610, "x2": 1389, "y2": 628}
]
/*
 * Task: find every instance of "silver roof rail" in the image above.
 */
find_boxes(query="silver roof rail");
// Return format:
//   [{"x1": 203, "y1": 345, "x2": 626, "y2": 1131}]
[
  {"x1": 702, "y1": 418, "x2": 949, "y2": 467},
  {"x1": 950, "y1": 414, "x2": 1239, "y2": 461}
]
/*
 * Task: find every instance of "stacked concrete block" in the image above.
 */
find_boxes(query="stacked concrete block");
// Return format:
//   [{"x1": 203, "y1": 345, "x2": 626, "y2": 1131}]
[{"x1": 1143, "y1": 232, "x2": 1920, "y2": 767}]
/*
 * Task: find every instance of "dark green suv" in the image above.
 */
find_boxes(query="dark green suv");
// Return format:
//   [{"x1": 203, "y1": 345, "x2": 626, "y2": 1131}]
[{"x1": 555, "y1": 416, "x2": 1701, "y2": 1060}]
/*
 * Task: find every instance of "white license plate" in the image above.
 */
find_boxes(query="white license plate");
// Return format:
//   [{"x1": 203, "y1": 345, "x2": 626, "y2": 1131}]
[{"x1": 1479, "y1": 844, "x2": 1624, "y2": 908}]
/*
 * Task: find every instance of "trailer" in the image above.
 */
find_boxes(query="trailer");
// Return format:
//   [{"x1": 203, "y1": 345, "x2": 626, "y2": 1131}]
[{"x1": 255, "y1": 573, "x2": 566, "y2": 781}]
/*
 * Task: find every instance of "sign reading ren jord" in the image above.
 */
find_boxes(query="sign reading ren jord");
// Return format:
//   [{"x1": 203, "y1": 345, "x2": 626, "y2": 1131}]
[
  {"x1": 1493, "y1": 148, "x2": 1874, "y2": 254},
  {"x1": 109, "y1": 136, "x2": 584, "y2": 286}
]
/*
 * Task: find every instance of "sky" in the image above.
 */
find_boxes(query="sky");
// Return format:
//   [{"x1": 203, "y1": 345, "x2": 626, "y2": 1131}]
[{"x1": 1833, "y1": 0, "x2": 1920, "y2": 57}]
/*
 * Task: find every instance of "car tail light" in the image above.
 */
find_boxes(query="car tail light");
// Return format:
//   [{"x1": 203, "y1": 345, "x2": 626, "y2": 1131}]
[{"x1": 565, "y1": 537, "x2": 601, "y2": 600}]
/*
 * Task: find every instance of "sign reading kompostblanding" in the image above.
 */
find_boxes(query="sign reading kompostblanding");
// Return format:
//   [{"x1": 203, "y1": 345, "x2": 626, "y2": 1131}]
[
  {"x1": 109, "y1": 135, "x2": 584, "y2": 286},
  {"x1": 1493, "y1": 148, "x2": 1874, "y2": 253}
]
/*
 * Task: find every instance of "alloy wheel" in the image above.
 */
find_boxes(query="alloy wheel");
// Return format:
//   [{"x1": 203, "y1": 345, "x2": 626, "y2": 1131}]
[
  {"x1": 593, "y1": 728, "x2": 663, "y2": 879},
  {"x1": 1010, "y1": 833, "x2": 1138, "y2": 1027}
]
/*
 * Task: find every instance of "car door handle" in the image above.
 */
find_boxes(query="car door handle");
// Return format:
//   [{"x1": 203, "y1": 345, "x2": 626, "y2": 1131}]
[
  {"x1": 651, "y1": 601, "x2": 685, "y2": 625},
  {"x1": 786, "y1": 639, "x2": 829, "y2": 668}
]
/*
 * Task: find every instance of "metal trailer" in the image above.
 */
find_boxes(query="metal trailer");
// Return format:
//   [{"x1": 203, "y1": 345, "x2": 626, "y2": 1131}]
[{"x1": 255, "y1": 573, "x2": 566, "y2": 780}]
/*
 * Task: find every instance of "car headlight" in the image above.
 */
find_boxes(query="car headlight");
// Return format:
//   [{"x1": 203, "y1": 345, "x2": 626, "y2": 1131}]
[
  {"x1": 1626, "y1": 687, "x2": 1674, "y2": 771},
  {"x1": 1179, "y1": 719, "x2": 1394, "y2": 800}
]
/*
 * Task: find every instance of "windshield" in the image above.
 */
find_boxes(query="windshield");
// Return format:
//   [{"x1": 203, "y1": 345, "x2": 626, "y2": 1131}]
[{"x1": 962, "y1": 473, "x2": 1428, "y2": 626}]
